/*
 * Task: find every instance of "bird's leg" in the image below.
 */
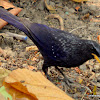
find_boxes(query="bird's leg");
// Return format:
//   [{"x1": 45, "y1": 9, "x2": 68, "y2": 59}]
[
  {"x1": 42, "y1": 63, "x2": 53, "y2": 82},
  {"x1": 55, "y1": 66, "x2": 73, "y2": 87}
]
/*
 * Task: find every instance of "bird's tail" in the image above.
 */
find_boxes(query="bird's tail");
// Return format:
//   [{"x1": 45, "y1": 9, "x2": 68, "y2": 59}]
[{"x1": 0, "y1": 7, "x2": 33, "y2": 38}]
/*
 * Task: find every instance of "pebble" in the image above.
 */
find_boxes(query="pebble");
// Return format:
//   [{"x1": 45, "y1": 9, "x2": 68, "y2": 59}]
[
  {"x1": 89, "y1": 5, "x2": 97, "y2": 12},
  {"x1": 58, "y1": 10, "x2": 65, "y2": 18},
  {"x1": 79, "y1": 65, "x2": 87, "y2": 71},
  {"x1": 96, "y1": 82, "x2": 100, "y2": 87},
  {"x1": 88, "y1": 5, "x2": 97, "y2": 15},
  {"x1": 69, "y1": 8, "x2": 75, "y2": 13},
  {"x1": 36, "y1": 0, "x2": 45, "y2": 11},
  {"x1": 94, "y1": 64, "x2": 100, "y2": 70},
  {"x1": 97, "y1": 76, "x2": 100, "y2": 82},
  {"x1": 1, "y1": 63, "x2": 7, "y2": 67},
  {"x1": 23, "y1": 64, "x2": 28, "y2": 68},
  {"x1": 50, "y1": 1, "x2": 55, "y2": 7},
  {"x1": 81, "y1": 9, "x2": 89, "y2": 15},
  {"x1": 64, "y1": 7, "x2": 75, "y2": 13}
]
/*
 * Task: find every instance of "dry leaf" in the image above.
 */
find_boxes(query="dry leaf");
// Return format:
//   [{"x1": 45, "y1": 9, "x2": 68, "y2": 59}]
[
  {"x1": 79, "y1": 78, "x2": 83, "y2": 84},
  {"x1": 3, "y1": 82, "x2": 34, "y2": 100},
  {"x1": 93, "y1": 85, "x2": 97, "y2": 95},
  {"x1": 0, "y1": 68, "x2": 11, "y2": 86},
  {"x1": 44, "y1": 0, "x2": 56, "y2": 11},
  {"x1": 0, "y1": 93, "x2": 6, "y2": 100},
  {"x1": 4, "y1": 68, "x2": 74, "y2": 100},
  {"x1": 26, "y1": 46, "x2": 38, "y2": 52},
  {"x1": 0, "y1": 0, "x2": 22, "y2": 29},
  {"x1": 97, "y1": 35, "x2": 100, "y2": 43},
  {"x1": 72, "y1": 0, "x2": 88, "y2": 3},
  {"x1": 90, "y1": 18, "x2": 100, "y2": 22},
  {"x1": 82, "y1": 13, "x2": 90, "y2": 20},
  {"x1": 45, "y1": 14, "x2": 64, "y2": 30},
  {"x1": 28, "y1": 65, "x2": 37, "y2": 70},
  {"x1": 75, "y1": 6, "x2": 80, "y2": 11},
  {"x1": 75, "y1": 67, "x2": 81, "y2": 74}
]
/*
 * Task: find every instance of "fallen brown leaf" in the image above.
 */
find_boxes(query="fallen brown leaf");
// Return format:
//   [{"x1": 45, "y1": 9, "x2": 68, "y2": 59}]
[
  {"x1": 0, "y1": 0, "x2": 22, "y2": 29},
  {"x1": 97, "y1": 35, "x2": 100, "y2": 43},
  {"x1": 72, "y1": 0, "x2": 88, "y2": 2},
  {"x1": 4, "y1": 68, "x2": 74, "y2": 100},
  {"x1": 26, "y1": 46, "x2": 38, "y2": 52}
]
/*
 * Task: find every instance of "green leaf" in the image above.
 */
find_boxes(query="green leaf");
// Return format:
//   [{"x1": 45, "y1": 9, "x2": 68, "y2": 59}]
[{"x1": 0, "y1": 86, "x2": 12, "y2": 100}]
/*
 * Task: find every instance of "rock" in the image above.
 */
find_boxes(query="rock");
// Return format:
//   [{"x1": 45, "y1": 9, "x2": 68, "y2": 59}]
[
  {"x1": 69, "y1": 8, "x2": 75, "y2": 13},
  {"x1": 64, "y1": 6, "x2": 69, "y2": 11},
  {"x1": 50, "y1": 1, "x2": 55, "y2": 7},
  {"x1": 96, "y1": 82, "x2": 100, "y2": 87},
  {"x1": 19, "y1": 52, "x2": 26, "y2": 58},
  {"x1": 2, "y1": 60, "x2": 7, "y2": 63},
  {"x1": 97, "y1": 76, "x2": 100, "y2": 82},
  {"x1": 23, "y1": 64, "x2": 28, "y2": 68},
  {"x1": 1, "y1": 63, "x2": 7, "y2": 68},
  {"x1": 58, "y1": 10, "x2": 65, "y2": 18},
  {"x1": 55, "y1": 2, "x2": 62, "y2": 7},
  {"x1": 36, "y1": 0, "x2": 45, "y2": 11},
  {"x1": 94, "y1": 64, "x2": 100, "y2": 70},
  {"x1": 89, "y1": 5, "x2": 97, "y2": 12},
  {"x1": 81, "y1": 9, "x2": 89, "y2": 15},
  {"x1": 71, "y1": 14, "x2": 78, "y2": 20},
  {"x1": 19, "y1": 9, "x2": 27, "y2": 17},
  {"x1": 64, "y1": 7, "x2": 75, "y2": 13},
  {"x1": 88, "y1": 5, "x2": 97, "y2": 15},
  {"x1": 79, "y1": 65, "x2": 87, "y2": 70}
]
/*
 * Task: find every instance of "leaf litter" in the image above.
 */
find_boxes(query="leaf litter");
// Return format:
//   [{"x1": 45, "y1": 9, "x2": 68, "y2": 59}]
[{"x1": 0, "y1": 0, "x2": 100, "y2": 100}]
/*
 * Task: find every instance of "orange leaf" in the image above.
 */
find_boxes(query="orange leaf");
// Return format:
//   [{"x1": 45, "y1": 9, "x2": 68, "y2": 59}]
[
  {"x1": 28, "y1": 65, "x2": 37, "y2": 70},
  {"x1": 97, "y1": 35, "x2": 100, "y2": 43},
  {"x1": 75, "y1": 6, "x2": 80, "y2": 11},
  {"x1": 75, "y1": 67, "x2": 81, "y2": 74},
  {"x1": 0, "y1": 0, "x2": 22, "y2": 29},
  {"x1": 4, "y1": 68, "x2": 74, "y2": 100}
]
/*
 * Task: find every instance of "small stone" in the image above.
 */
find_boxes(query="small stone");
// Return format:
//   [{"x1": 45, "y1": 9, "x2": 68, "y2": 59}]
[
  {"x1": 64, "y1": 7, "x2": 69, "y2": 12},
  {"x1": 23, "y1": 64, "x2": 28, "y2": 68},
  {"x1": 89, "y1": 5, "x2": 97, "y2": 12},
  {"x1": 97, "y1": 76, "x2": 100, "y2": 82},
  {"x1": 50, "y1": 1, "x2": 55, "y2": 7},
  {"x1": 79, "y1": 65, "x2": 87, "y2": 70},
  {"x1": 2, "y1": 60, "x2": 7, "y2": 63},
  {"x1": 1, "y1": 63, "x2": 7, "y2": 67},
  {"x1": 81, "y1": 9, "x2": 89, "y2": 15},
  {"x1": 94, "y1": 64, "x2": 100, "y2": 70},
  {"x1": 58, "y1": 10, "x2": 65, "y2": 18},
  {"x1": 68, "y1": 8, "x2": 75, "y2": 13},
  {"x1": 96, "y1": 82, "x2": 100, "y2": 87},
  {"x1": 36, "y1": 0, "x2": 45, "y2": 11},
  {"x1": 88, "y1": 5, "x2": 97, "y2": 15}
]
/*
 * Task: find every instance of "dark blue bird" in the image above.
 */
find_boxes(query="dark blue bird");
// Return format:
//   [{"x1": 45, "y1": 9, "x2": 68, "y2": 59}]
[{"x1": 0, "y1": 7, "x2": 100, "y2": 85}]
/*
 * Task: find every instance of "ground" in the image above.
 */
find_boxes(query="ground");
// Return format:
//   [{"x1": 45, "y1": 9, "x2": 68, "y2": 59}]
[{"x1": 0, "y1": 0, "x2": 100, "y2": 100}]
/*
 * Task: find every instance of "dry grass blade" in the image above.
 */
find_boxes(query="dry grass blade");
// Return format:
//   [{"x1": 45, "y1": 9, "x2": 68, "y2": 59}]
[{"x1": 45, "y1": 14, "x2": 64, "y2": 30}]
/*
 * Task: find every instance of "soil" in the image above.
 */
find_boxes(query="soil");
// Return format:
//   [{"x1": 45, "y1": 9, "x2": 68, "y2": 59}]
[{"x1": 0, "y1": 0, "x2": 100, "y2": 100}]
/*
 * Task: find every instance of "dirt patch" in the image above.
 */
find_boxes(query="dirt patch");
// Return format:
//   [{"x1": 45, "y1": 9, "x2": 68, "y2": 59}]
[{"x1": 0, "y1": 0, "x2": 100, "y2": 100}]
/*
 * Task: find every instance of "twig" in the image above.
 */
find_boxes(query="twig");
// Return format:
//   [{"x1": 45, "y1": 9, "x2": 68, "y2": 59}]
[
  {"x1": 69, "y1": 26, "x2": 87, "y2": 33},
  {"x1": 81, "y1": 89, "x2": 88, "y2": 100},
  {"x1": 45, "y1": 14, "x2": 64, "y2": 30},
  {"x1": 81, "y1": 85, "x2": 92, "y2": 93}
]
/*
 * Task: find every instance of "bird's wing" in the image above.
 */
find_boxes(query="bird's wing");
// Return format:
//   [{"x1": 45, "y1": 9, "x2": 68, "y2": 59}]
[{"x1": 27, "y1": 23, "x2": 79, "y2": 61}]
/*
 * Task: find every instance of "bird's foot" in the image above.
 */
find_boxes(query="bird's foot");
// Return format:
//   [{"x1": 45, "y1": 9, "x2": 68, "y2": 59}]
[{"x1": 63, "y1": 77, "x2": 74, "y2": 88}]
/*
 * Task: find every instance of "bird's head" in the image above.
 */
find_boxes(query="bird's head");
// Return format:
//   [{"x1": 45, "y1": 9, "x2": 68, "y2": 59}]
[{"x1": 90, "y1": 41, "x2": 100, "y2": 57}]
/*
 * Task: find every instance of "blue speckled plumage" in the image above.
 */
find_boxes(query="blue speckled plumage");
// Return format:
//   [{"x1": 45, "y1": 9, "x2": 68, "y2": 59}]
[{"x1": 0, "y1": 8, "x2": 100, "y2": 82}]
